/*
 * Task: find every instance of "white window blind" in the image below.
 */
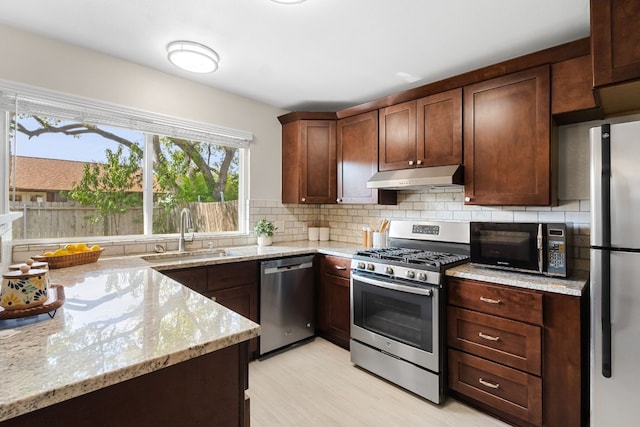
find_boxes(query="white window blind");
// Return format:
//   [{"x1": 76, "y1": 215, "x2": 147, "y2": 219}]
[{"x1": 0, "y1": 81, "x2": 253, "y2": 148}]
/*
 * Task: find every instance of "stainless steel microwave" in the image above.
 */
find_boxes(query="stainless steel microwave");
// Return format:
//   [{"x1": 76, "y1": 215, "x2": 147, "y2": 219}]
[{"x1": 470, "y1": 222, "x2": 569, "y2": 277}]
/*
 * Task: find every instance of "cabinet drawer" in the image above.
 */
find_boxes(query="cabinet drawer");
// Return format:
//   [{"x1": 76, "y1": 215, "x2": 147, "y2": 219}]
[
  {"x1": 449, "y1": 349, "x2": 542, "y2": 426},
  {"x1": 207, "y1": 261, "x2": 258, "y2": 291},
  {"x1": 321, "y1": 255, "x2": 351, "y2": 279},
  {"x1": 448, "y1": 307, "x2": 541, "y2": 375},
  {"x1": 448, "y1": 278, "x2": 543, "y2": 325}
]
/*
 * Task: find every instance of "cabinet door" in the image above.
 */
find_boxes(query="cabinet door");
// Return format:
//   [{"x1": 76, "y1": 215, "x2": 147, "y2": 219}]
[
  {"x1": 416, "y1": 88, "x2": 462, "y2": 167},
  {"x1": 282, "y1": 120, "x2": 337, "y2": 204},
  {"x1": 207, "y1": 285, "x2": 259, "y2": 357},
  {"x1": 379, "y1": 100, "x2": 417, "y2": 171},
  {"x1": 317, "y1": 255, "x2": 351, "y2": 349},
  {"x1": 299, "y1": 120, "x2": 337, "y2": 204},
  {"x1": 337, "y1": 111, "x2": 379, "y2": 204},
  {"x1": 592, "y1": 0, "x2": 640, "y2": 87},
  {"x1": 207, "y1": 261, "x2": 259, "y2": 359},
  {"x1": 463, "y1": 65, "x2": 552, "y2": 206}
]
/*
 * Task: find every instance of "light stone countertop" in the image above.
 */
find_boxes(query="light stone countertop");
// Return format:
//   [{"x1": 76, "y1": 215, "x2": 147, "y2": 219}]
[
  {"x1": 446, "y1": 263, "x2": 589, "y2": 296},
  {"x1": 0, "y1": 241, "x2": 357, "y2": 422}
]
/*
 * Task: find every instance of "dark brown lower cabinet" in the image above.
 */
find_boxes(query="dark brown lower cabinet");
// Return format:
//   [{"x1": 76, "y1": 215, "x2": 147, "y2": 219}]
[
  {"x1": 447, "y1": 277, "x2": 588, "y2": 427},
  {"x1": 316, "y1": 255, "x2": 351, "y2": 350},
  {"x1": 0, "y1": 342, "x2": 249, "y2": 427},
  {"x1": 163, "y1": 261, "x2": 259, "y2": 359}
]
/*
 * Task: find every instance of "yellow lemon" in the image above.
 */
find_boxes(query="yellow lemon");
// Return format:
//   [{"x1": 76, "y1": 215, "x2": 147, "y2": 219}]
[
  {"x1": 76, "y1": 243, "x2": 89, "y2": 252},
  {"x1": 90, "y1": 245, "x2": 102, "y2": 251},
  {"x1": 43, "y1": 251, "x2": 55, "y2": 257},
  {"x1": 64, "y1": 243, "x2": 76, "y2": 252},
  {"x1": 53, "y1": 249, "x2": 69, "y2": 257}
]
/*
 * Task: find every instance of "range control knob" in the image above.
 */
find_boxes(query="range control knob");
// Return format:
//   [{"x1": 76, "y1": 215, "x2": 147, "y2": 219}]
[
  {"x1": 417, "y1": 272, "x2": 427, "y2": 281},
  {"x1": 366, "y1": 263, "x2": 375, "y2": 271},
  {"x1": 406, "y1": 270, "x2": 415, "y2": 279},
  {"x1": 385, "y1": 266, "x2": 394, "y2": 275},
  {"x1": 357, "y1": 262, "x2": 366, "y2": 269}
]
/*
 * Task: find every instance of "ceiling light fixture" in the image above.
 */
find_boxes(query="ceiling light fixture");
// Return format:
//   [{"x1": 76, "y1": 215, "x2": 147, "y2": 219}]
[
  {"x1": 270, "y1": 0, "x2": 308, "y2": 4},
  {"x1": 166, "y1": 41, "x2": 219, "y2": 73}
]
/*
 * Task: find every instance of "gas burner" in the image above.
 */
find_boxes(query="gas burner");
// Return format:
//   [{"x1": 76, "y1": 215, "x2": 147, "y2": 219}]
[
  {"x1": 354, "y1": 247, "x2": 469, "y2": 270},
  {"x1": 354, "y1": 247, "x2": 420, "y2": 259}
]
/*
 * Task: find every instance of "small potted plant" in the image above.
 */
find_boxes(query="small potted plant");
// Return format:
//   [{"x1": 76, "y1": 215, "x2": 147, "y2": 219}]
[{"x1": 254, "y1": 218, "x2": 277, "y2": 246}]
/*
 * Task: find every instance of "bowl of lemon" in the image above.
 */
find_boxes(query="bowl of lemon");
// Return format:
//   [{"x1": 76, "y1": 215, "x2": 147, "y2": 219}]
[{"x1": 33, "y1": 243, "x2": 104, "y2": 269}]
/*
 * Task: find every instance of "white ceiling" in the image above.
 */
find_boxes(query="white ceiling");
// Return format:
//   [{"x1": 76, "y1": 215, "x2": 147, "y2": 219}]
[{"x1": 0, "y1": 0, "x2": 590, "y2": 112}]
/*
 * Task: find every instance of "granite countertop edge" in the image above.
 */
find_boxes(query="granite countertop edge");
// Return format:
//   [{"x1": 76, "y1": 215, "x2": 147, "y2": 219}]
[{"x1": 446, "y1": 263, "x2": 589, "y2": 296}]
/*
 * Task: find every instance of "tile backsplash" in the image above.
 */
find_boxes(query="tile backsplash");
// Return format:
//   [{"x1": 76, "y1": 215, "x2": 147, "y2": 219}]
[{"x1": 252, "y1": 186, "x2": 590, "y2": 273}]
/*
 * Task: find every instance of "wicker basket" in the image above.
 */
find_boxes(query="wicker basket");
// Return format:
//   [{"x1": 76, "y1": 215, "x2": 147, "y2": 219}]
[{"x1": 33, "y1": 249, "x2": 104, "y2": 269}]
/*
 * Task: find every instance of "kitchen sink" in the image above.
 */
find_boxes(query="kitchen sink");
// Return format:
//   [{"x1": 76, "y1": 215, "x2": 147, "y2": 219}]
[{"x1": 141, "y1": 248, "x2": 230, "y2": 263}]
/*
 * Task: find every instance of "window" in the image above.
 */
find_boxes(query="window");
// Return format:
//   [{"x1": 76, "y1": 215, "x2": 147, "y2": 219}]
[{"x1": 1, "y1": 84, "x2": 252, "y2": 241}]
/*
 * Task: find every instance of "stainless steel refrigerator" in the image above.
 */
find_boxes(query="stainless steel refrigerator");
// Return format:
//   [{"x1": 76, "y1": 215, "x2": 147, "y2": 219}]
[{"x1": 590, "y1": 121, "x2": 640, "y2": 425}]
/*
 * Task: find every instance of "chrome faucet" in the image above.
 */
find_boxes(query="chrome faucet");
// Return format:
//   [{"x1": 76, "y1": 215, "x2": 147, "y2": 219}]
[{"x1": 178, "y1": 207, "x2": 193, "y2": 252}]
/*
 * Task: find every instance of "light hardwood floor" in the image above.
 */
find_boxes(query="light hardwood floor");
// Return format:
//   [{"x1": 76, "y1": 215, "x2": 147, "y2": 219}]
[{"x1": 248, "y1": 338, "x2": 510, "y2": 427}]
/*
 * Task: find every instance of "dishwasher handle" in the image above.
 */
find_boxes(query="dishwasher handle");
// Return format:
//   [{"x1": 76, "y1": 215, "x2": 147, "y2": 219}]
[{"x1": 262, "y1": 261, "x2": 313, "y2": 275}]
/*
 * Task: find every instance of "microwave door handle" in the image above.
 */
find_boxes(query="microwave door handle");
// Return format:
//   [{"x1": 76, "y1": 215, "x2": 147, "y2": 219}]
[{"x1": 537, "y1": 224, "x2": 544, "y2": 274}]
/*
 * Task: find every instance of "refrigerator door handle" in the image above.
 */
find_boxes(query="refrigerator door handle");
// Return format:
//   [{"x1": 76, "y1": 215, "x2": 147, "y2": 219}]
[
  {"x1": 602, "y1": 249, "x2": 612, "y2": 378},
  {"x1": 601, "y1": 124, "x2": 612, "y2": 378}
]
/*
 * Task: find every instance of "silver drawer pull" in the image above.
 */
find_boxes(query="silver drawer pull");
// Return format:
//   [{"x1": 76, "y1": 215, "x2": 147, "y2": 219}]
[
  {"x1": 479, "y1": 332, "x2": 500, "y2": 341},
  {"x1": 335, "y1": 266, "x2": 347, "y2": 270},
  {"x1": 479, "y1": 378, "x2": 500, "y2": 389},
  {"x1": 480, "y1": 296, "x2": 501, "y2": 304}
]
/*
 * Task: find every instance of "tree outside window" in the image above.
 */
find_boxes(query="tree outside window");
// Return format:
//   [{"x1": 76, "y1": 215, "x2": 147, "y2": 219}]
[{"x1": 9, "y1": 114, "x2": 241, "y2": 239}]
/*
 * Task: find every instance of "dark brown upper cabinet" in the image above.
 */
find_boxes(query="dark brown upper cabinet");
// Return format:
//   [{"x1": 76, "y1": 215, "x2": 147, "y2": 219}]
[
  {"x1": 281, "y1": 119, "x2": 337, "y2": 204},
  {"x1": 463, "y1": 65, "x2": 555, "y2": 206},
  {"x1": 379, "y1": 88, "x2": 462, "y2": 171},
  {"x1": 551, "y1": 54, "x2": 602, "y2": 125},
  {"x1": 379, "y1": 100, "x2": 417, "y2": 171},
  {"x1": 591, "y1": 0, "x2": 640, "y2": 115},
  {"x1": 416, "y1": 88, "x2": 463, "y2": 167},
  {"x1": 591, "y1": 0, "x2": 640, "y2": 87},
  {"x1": 337, "y1": 111, "x2": 396, "y2": 205}
]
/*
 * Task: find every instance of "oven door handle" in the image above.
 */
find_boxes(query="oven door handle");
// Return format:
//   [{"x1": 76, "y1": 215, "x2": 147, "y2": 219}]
[{"x1": 353, "y1": 274, "x2": 433, "y2": 296}]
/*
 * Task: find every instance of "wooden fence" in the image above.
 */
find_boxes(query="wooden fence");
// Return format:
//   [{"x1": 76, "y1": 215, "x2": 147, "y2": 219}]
[{"x1": 10, "y1": 201, "x2": 238, "y2": 239}]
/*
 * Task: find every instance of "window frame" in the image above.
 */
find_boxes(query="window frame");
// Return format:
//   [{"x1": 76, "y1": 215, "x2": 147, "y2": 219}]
[{"x1": 1, "y1": 84, "x2": 252, "y2": 242}]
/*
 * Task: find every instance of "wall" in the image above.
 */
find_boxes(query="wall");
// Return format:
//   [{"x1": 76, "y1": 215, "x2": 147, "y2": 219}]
[{"x1": 0, "y1": 23, "x2": 285, "y2": 201}]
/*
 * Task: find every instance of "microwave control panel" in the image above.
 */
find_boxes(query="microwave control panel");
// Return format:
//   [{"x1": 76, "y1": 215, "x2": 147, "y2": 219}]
[{"x1": 547, "y1": 229, "x2": 567, "y2": 276}]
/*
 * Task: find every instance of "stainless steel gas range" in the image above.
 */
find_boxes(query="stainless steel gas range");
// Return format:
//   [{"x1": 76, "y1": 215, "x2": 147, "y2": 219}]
[{"x1": 350, "y1": 220, "x2": 469, "y2": 404}]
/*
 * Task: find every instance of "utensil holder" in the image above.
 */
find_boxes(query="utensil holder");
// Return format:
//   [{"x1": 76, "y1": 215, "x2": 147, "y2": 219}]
[{"x1": 372, "y1": 232, "x2": 388, "y2": 249}]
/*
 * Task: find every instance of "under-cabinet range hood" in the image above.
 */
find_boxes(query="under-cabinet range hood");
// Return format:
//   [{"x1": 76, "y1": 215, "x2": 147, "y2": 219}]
[{"x1": 366, "y1": 165, "x2": 464, "y2": 190}]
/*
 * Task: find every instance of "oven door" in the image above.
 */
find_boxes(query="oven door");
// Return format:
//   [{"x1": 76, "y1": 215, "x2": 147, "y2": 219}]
[{"x1": 351, "y1": 271, "x2": 440, "y2": 373}]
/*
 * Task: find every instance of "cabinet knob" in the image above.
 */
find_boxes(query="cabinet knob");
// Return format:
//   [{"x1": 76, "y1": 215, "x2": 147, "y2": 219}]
[
  {"x1": 337, "y1": 198, "x2": 342, "y2": 203},
  {"x1": 416, "y1": 160, "x2": 423, "y2": 165},
  {"x1": 210, "y1": 296, "x2": 217, "y2": 302},
  {"x1": 464, "y1": 197, "x2": 472, "y2": 202},
  {"x1": 301, "y1": 197, "x2": 306, "y2": 202},
  {"x1": 408, "y1": 160, "x2": 415, "y2": 166}
]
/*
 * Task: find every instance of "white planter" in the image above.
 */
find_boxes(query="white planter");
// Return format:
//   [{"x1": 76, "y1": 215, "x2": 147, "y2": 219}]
[{"x1": 257, "y1": 235, "x2": 272, "y2": 246}]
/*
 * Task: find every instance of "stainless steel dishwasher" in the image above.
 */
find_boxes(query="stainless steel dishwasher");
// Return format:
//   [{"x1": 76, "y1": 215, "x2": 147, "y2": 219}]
[{"x1": 260, "y1": 255, "x2": 315, "y2": 356}]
